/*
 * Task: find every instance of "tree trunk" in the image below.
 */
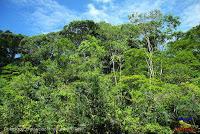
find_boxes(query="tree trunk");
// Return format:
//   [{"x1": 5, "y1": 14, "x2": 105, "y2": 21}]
[
  {"x1": 145, "y1": 36, "x2": 154, "y2": 79},
  {"x1": 112, "y1": 54, "x2": 117, "y2": 85},
  {"x1": 119, "y1": 56, "x2": 122, "y2": 81}
]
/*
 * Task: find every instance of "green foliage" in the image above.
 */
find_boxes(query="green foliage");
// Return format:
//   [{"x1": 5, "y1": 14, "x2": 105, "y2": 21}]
[
  {"x1": 0, "y1": 31, "x2": 24, "y2": 66},
  {"x1": 0, "y1": 11, "x2": 199, "y2": 133},
  {"x1": 129, "y1": 10, "x2": 180, "y2": 50},
  {"x1": 61, "y1": 20, "x2": 99, "y2": 45},
  {"x1": 124, "y1": 48, "x2": 147, "y2": 75}
]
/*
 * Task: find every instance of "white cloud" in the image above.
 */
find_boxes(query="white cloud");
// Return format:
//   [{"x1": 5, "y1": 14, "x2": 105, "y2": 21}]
[
  {"x1": 17, "y1": 0, "x2": 166, "y2": 31},
  {"x1": 84, "y1": 0, "x2": 165, "y2": 24},
  {"x1": 87, "y1": 4, "x2": 105, "y2": 17},
  {"x1": 10, "y1": 0, "x2": 79, "y2": 34},
  {"x1": 9, "y1": 0, "x2": 200, "y2": 34},
  {"x1": 94, "y1": 0, "x2": 113, "y2": 3},
  {"x1": 9, "y1": 0, "x2": 171, "y2": 34},
  {"x1": 83, "y1": 4, "x2": 110, "y2": 22},
  {"x1": 181, "y1": 3, "x2": 200, "y2": 30},
  {"x1": 29, "y1": 0, "x2": 78, "y2": 34}
]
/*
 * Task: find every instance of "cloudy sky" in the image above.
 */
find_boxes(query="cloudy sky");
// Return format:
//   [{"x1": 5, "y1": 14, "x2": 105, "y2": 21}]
[{"x1": 0, "y1": 0, "x2": 200, "y2": 35}]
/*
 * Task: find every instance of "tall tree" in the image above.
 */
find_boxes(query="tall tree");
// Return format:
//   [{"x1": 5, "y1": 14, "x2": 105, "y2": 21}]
[
  {"x1": 129, "y1": 10, "x2": 180, "y2": 78},
  {"x1": 60, "y1": 20, "x2": 99, "y2": 46},
  {"x1": 0, "y1": 31, "x2": 24, "y2": 66}
]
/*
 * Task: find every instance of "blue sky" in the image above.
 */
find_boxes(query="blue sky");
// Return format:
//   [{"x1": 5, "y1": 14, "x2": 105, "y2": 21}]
[{"x1": 0, "y1": 0, "x2": 200, "y2": 35}]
